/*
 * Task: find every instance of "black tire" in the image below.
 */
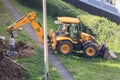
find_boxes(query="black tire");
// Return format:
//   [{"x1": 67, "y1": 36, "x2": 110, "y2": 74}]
[
  {"x1": 83, "y1": 42, "x2": 98, "y2": 58},
  {"x1": 57, "y1": 41, "x2": 73, "y2": 55}
]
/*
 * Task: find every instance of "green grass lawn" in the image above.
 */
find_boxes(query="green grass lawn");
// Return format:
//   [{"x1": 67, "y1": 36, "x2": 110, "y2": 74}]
[
  {"x1": 57, "y1": 53, "x2": 120, "y2": 80},
  {"x1": 0, "y1": 1, "x2": 14, "y2": 38},
  {"x1": 0, "y1": 1, "x2": 61, "y2": 80},
  {"x1": 4, "y1": 0, "x2": 120, "y2": 80}
]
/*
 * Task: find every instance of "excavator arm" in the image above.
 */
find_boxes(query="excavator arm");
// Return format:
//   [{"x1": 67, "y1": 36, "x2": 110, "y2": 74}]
[{"x1": 6, "y1": 12, "x2": 44, "y2": 44}]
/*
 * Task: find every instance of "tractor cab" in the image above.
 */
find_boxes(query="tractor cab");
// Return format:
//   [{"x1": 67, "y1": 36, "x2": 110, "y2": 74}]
[
  {"x1": 54, "y1": 17, "x2": 80, "y2": 40},
  {"x1": 50, "y1": 17, "x2": 98, "y2": 56}
]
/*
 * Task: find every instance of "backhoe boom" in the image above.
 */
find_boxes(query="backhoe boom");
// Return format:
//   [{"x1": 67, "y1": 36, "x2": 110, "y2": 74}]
[{"x1": 6, "y1": 12, "x2": 44, "y2": 44}]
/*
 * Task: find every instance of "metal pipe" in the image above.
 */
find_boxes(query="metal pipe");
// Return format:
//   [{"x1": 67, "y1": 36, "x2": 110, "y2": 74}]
[{"x1": 43, "y1": 0, "x2": 49, "y2": 80}]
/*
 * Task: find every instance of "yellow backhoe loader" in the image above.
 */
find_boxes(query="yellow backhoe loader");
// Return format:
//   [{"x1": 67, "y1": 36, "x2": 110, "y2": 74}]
[{"x1": 6, "y1": 12, "x2": 117, "y2": 59}]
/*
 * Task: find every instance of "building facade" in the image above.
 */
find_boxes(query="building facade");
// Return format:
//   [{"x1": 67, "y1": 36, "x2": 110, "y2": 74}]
[
  {"x1": 80, "y1": 0, "x2": 120, "y2": 17},
  {"x1": 64, "y1": 0, "x2": 120, "y2": 24}
]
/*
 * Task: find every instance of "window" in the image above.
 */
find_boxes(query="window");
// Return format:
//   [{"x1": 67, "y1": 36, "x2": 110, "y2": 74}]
[
  {"x1": 105, "y1": 0, "x2": 116, "y2": 5},
  {"x1": 96, "y1": 0, "x2": 101, "y2": 1},
  {"x1": 69, "y1": 24, "x2": 78, "y2": 40}
]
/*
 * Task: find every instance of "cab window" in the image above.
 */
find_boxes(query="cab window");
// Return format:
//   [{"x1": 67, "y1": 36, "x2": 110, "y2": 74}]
[{"x1": 69, "y1": 24, "x2": 78, "y2": 39}]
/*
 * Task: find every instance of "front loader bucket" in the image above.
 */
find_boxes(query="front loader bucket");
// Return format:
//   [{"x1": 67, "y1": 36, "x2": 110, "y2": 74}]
[
  {"x1": 103, "y1": 50, "x2": 117, "y2": 59},
  {"x1": 99, "y1": 42, "x2": 117, "y2": 59}
]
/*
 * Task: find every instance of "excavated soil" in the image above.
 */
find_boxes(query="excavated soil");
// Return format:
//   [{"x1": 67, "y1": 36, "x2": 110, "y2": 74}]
[
  {"x1": 0, "y1": 57, "x2": 29, "y2": 80},
  {"x1": 0, "y1": 41, "x2": 35, "y2": 80},
  {"x1": 15, "y1": 41, "x2": 35, "y2": 58}
]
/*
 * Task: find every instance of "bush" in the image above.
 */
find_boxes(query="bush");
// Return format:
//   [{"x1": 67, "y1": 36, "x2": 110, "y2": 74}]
[
  {"x1": 18, "y1": 0, "x2": 78, "y2": 17},
  {"x1": 78, "y1": 14, "x2": 120, "y2": 50}
]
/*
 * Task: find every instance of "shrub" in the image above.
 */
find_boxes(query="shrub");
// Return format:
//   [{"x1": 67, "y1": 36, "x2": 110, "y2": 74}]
[
  {"x1": 18, "y1": 0, "x2": 78, "y2": 17},
  {"x1": 78, "y1": 14, "x2": 120, "y2": 50}
]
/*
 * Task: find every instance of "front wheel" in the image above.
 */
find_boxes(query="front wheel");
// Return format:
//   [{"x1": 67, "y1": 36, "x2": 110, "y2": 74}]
[
  {"x1": 83, "y1": 43, "x2": 98, "y2": 58},
  {"x1": 57, "y1": 41, "x2": 73, "y2": 55}
]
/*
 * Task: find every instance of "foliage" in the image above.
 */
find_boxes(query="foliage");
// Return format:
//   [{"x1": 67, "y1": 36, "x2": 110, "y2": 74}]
[
  {"x1": 78, "y1": 14, "x2": 120, "y2": 51},
  {"x1": 17, "y1": 0, "x2": 79, "y2": 17},
  {"x1": 8, "y1": 0, "x2": 120, "y2": 80}
]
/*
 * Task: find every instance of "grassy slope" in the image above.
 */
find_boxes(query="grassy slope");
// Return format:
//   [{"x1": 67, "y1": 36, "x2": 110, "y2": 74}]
[
  {"x1": 58, "y1": 1, "x2": 120, "y2": 80},
  {"x1": 10, "y1": 0, "x2": 120, "y2": 80},
  {"x1": 0, "y1": 1, "x2": 61, "y2": 80},
  {"x1": 59, "y1": 1, "x2": 120, "y2": 80},
  {"x1": 0, "y1": 2, "x2": 14, "y2": 38}
]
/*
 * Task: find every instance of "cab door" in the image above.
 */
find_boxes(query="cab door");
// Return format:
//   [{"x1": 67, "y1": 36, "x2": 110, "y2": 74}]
[{"x1": 69, "y1": 24, "x2": 79, "y2": 41}]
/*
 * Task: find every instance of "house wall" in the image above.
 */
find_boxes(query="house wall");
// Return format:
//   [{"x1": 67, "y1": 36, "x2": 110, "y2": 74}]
[
  {"x1": 116, "y1": 0, "x2": 120, "y2": 14},
  {"x1": 79, "y1": 0, "x2": 120, "y2": 16},
  {"x1": 63, "y1": 0, "x2": 120, "y2": 24}
]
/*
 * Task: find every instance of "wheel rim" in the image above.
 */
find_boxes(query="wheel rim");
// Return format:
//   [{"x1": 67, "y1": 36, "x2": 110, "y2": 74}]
[
  {"x1": 86, "y1": 47, "x2": 96, "y2": 56},
  {"x1": 61, "y1": 44, "x2": 70, "y2": 54}
]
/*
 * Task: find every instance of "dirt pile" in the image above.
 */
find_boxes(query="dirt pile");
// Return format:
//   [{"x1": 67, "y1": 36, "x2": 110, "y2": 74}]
[
  {"x1": 15, "y1": 41, "x2": 35, "y2": 58},
  {"x1": 0, "y1": 41, "x2": 35, "y2": 80},
  {"x1": 0, "y1": 40, "x2": 35, "y2": 80},
  {"x1": 0, "y1": 57, "x2": 29, "y2": 80}
]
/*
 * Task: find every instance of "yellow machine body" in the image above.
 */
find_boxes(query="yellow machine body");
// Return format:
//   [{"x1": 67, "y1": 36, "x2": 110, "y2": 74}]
[
  {"x1": 6, "y1": 12, "x2": 95, "y2": 52},
  {"x1": 7, "y1": 12, "x2": 102, "y2": 58}
]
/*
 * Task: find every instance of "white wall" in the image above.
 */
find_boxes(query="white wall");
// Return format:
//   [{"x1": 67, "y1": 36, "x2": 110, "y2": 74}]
[
  {"x1": 79, "y1": 0, "x2": 120, "y2": 16},
  {"x1": 115, "y1": 0, "x2": 120, "y2": 14}
]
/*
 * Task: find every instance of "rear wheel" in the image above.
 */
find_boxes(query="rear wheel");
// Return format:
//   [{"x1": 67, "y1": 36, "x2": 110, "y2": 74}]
[
  {"x1": 83, "y1": 43, "x2": 98, "y2": 58},
  {"x1": 57, "y1": 41, "x2": 73, "y2": 55}
]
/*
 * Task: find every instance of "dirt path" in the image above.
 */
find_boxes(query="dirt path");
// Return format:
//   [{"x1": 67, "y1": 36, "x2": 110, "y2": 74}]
[{"x1": 1, "y1": 0, "x2": 74, "y2": 80}]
